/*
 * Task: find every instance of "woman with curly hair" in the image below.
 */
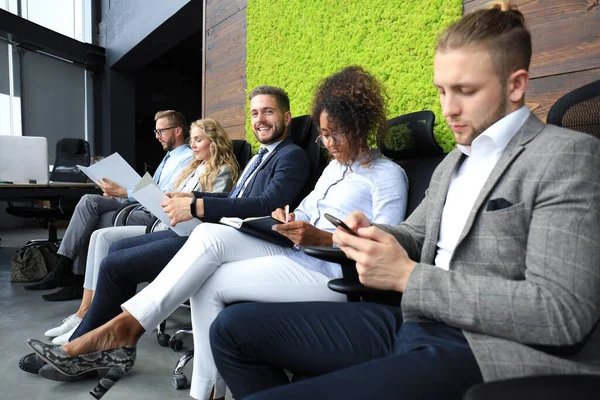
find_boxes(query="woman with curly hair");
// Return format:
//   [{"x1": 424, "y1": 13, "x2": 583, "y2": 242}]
[
  {"x1": 27, "y1": 66, "x2": 408, "y2": 400},
  {"x1": 41, "y1": 118, "x2": 238, "y2": 345}
]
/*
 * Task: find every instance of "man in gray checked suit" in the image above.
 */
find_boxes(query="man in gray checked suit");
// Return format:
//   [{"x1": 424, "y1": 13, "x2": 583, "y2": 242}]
[{"x1": 208, "y1": 3, "x2": 600, "y2": 400}]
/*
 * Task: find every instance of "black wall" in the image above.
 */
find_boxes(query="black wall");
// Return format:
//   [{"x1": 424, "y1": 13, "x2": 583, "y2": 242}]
[{"x1": 94, "y1": 0, "x2": 203, "y2": 173}]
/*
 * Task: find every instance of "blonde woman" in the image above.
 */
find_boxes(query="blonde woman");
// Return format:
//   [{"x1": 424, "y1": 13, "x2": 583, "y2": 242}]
[{"x1": 41, "y1": 118, "x2": 238, "y2": 345}]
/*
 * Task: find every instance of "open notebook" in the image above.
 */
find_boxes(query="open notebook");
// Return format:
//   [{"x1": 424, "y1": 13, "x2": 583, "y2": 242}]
[{"x1": 219, "y1": 216, "x2": 294, "y2": 248}]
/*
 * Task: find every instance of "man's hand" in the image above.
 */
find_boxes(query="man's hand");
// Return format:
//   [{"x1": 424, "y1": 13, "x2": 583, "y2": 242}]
[
  {"x1": 272, "y1": 207, "x2": 295, "y2": 222},
  {"x1": 97, "y1": 178, "x2": 127, "y2": 198},
  {"x1": 162, "y1": 198, "x2": 204, "y2": 226},
  {"x1": 273, "y1": 221, "x2": 333, "y2": 247},
  {"x1": 334, "y1": 213, "x2": 416, "y2": 293},
  {"x1": 166, "y1": 191, "x2": 194, "y2": 199}
]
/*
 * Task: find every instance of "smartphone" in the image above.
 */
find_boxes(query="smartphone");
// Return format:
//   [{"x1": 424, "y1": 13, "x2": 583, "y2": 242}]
[{"x1": 324, "y1": 213, "x2": 358, "y2": 236}]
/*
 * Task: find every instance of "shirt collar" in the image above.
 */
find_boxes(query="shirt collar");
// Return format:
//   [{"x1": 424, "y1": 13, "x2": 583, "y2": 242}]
[
  {"x1": 457, "y1": 105, "x2": 530, "y2": 156},
  {"x1": 260, "y1": 139, "x2": 285, "y2": 154},
  {"x1": 167, "y1": 143, "x2": 190, "y2": 157}
]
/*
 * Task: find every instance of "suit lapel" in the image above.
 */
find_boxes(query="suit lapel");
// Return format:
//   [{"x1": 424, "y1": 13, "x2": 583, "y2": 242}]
[
  {"x1": 421, "y1": 150, "x2": 464, "y2": 263},
  {"x1": 241, "y1": 140, "x2": 287, "y2": 197},
  {"x1": 451, "y1": 113, "x2": 545, "y2": 258}
]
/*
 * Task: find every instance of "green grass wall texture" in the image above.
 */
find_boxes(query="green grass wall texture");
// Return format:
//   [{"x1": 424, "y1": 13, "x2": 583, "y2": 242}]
[{"x1": 245, "y1": 0, "x2": 463, "y2": 152}]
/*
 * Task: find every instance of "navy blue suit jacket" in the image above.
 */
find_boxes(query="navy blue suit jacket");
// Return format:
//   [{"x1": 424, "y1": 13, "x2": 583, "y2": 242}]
[{"x1": 194, "y1": 139, "x2": 310, "y2": 223}]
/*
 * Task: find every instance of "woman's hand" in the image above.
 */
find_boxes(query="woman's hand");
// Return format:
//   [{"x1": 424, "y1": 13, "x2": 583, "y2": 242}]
[
  {"x1": 272, "y1": 207, "x2": 295, "y2": 222},
  {"x1": 273, "y1": 221, "x2": 333, "y2": 247}
]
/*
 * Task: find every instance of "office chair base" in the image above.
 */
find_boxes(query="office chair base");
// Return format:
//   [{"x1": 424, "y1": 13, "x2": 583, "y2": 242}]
[{"x1": 172, "y1": 348, "x2": 194, "y2": 390}]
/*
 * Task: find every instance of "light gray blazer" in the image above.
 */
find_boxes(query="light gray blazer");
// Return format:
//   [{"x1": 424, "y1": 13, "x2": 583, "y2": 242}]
[{"x1": 378, "y1": 113, "x2": 600, "y2": 381}]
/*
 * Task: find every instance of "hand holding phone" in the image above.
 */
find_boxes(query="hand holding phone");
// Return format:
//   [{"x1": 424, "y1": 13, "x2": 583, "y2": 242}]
[{"x1": 324, "y1": 213, "x2": 358, "y2": 236}]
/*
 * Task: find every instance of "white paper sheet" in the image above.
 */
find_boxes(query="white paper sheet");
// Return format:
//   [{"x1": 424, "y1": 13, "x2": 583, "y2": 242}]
[
  {"x1": 77, "y1": 153, "x2": 142, "y2": 190},
  {"x1": 132, "y1": 173, "x2": 201, "y2": 236}
]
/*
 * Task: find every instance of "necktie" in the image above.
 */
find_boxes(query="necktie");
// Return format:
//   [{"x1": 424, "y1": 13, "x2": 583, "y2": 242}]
[
  {"x1": 229, "y1": 147, "x2": 268, "y2": 198},
  {"x1": 154, "y1": 153, "x2": 170, "y2": 185}
]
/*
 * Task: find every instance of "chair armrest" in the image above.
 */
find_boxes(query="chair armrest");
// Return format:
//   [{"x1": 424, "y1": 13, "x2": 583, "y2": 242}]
[
  {"x1": 145, "y1": 217, "x2": 160, "y2": 234},
  {"x1": 463, "y1": 375, "x2": 600, "y2": 400},
  {"x1": 111, "y1": 202, "x2": 140, "y2": 226},
  {"x1": 303, "y1": 246, "x2": 402, "y2": 305}
]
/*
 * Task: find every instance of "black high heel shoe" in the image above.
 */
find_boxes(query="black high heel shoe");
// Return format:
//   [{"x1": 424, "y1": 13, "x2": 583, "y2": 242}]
[{"x1": 27, "y1": 339, "x2": 136, "y2": 399}]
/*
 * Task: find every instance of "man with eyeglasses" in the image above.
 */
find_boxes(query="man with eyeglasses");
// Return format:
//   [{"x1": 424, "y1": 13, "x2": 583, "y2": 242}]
[{"x1": 24, "y1": 110, "x2": 193, "y2": 302}]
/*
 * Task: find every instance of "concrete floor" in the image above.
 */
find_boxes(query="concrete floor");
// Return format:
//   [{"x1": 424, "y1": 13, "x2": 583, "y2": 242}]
[{"x1": 0, "y1": 227, "x2": 227, "y2": 400}]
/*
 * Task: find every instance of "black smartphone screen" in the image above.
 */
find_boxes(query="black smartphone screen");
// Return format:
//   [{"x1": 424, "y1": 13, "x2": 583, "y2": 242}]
[{"x1": 324, "y1": 213, "x2": 358, "y2": 236}]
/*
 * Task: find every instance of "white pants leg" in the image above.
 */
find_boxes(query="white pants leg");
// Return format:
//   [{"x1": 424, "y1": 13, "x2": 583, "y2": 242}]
[
  {"x1": 188, "y1": 255, "x2": 347, "y2": 400},
  {"x1": 83, "y1": 226, "x2": 147, "y2": 290},
  {"x1": 121, "y1": 223, "x2": 295, "y2": 331}
]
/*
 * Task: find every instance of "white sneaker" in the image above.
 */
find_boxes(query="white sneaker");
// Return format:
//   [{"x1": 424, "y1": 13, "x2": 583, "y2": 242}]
[
  {"x1": 44, "y1": 314, "x2": 82, "y2": 338},
  {"x1": 51, "y1": 323, "x2": 79, "y2": 345}
]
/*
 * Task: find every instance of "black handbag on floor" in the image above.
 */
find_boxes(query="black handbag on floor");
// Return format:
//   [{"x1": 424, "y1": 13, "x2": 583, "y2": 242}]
[{"x1": 10, "y1": 243, "x2": 59, "y2": 283}]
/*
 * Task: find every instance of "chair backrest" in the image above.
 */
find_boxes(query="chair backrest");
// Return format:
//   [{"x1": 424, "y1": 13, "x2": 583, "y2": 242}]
[
  {"x1": 378, "y1": 110, "x2": 446, "y2": 216},
  {"x1": 288, "y1": 115, "x2": 327, "y2": 204},
  {"x1": 232, "y1": 139, "x2": 252, "y2": 172},
  {"x1": 49, "y1": 138, "x2": 91, "y2": 183},
  {"x1": 547, "y1": 79, "x2": 600, "y2": 138}
]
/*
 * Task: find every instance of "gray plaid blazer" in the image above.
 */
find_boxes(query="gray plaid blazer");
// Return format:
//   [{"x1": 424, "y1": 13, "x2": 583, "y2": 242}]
[{"x1": 378, "y1": 113, "x2": 600, "y2": 381}]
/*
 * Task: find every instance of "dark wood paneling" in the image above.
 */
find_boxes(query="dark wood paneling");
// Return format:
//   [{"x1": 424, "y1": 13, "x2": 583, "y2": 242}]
[
  {"x1": 463, "y1": 0, "x2": 600, "y2": 79},
  {"x1": 203, "y1": 0, "x2": 247, "y2": 137},
  {"x1": 221, "y1": 124, "x2": 246, "y2": 140},
  {"x1": 206, "y1": 0, "x2": 246, "y2": 29},
  {"x1": 526, "y1": 68, "x2": 600, "y2": 121}
]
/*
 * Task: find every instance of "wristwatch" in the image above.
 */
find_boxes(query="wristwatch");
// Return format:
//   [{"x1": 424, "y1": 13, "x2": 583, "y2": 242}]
[{"x1": 190, "y1": 198, "x2": 197, "y2": 218}]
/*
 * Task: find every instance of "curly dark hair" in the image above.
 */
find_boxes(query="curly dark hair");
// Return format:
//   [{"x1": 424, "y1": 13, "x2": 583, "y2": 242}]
[{"x1": 311, "y1": 66, "x2": 387, "y2": 164}]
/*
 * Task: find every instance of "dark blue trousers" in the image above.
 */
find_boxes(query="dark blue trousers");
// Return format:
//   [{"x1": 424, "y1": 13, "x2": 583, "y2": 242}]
[
  {"x1": 210, "y1": 301, "x2": 483, "y2": 400},
  {"x1": 70, "y1": 229, "x2": 188, "y2": 339}
]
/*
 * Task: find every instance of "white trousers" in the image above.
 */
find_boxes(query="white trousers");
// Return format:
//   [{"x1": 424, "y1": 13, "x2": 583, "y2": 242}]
[
  {"x1": 121, "y1": 223, "x2": 346, "y2": 400},
  {"x1": 83, "y1": 226, "x2": 146, "y2": 290}
]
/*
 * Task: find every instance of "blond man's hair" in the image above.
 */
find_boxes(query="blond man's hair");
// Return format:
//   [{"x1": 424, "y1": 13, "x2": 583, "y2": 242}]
[{"x1": 436, "y1": 1, "x2": 532, "y2": 83}]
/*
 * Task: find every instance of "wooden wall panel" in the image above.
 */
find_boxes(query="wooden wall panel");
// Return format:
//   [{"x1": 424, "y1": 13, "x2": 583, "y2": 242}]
[
  {"x1": 526, "y1": 68, "x2": 600, "y2": 121},
  {"x1": 203, "y1": 0, "x2": 247, "y2": 140},
  {"x1": 465, "y1": 0, "x2": 600, "y2": 79},
  {"x1": 463, "y1": 0, "x2": 600, "y2": 121}
]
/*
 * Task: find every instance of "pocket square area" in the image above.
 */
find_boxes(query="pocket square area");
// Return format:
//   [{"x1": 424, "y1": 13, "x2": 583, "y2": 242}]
[{"x1": 487, "y1": 198, "x2": 513, "y2": 211}]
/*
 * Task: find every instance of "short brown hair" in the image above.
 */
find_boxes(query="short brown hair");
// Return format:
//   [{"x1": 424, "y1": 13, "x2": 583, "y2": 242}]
[
  {"x1": 436, "y1": 1, "x2": 531, "y2": 82},
  {"x1": 249, "y1": 86, "x2": 291, "y2": 114},
  {"x1": 154, "y1": 110, "x2": 189, "y2": 137}
]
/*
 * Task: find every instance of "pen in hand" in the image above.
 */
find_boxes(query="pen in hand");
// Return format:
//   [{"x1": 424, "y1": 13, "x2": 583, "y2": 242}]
[{"x1": 285, "y1": 205, "x2": 290, "y2": 223}]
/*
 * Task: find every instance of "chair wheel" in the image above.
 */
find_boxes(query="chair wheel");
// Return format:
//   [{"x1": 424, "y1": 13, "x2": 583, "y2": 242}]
[
  {"x1": 157, "y1": 333, "x2": 170, "y2": 347},
  {"x1": 169, "y1": 338, "x2": 183, "y2": 351},
  {"x1": 173, "y1": 373, "x2": 188, "y2": 390}
]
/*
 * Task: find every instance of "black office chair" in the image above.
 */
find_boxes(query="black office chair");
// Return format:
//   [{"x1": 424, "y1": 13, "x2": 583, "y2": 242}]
[
  {"x1": 547, "y1": 79, "x2": 600, "y2": 138},
  {"x1": 305, "y1": 110, "x2": 446, "y2": 304},
  {"x1": 5, "y1": 138, "x2": 92, "y2": 247}
]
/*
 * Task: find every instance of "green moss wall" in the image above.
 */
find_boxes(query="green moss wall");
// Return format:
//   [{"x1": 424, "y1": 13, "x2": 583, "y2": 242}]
[{"x1": 246, "y1": 0, "x2": 463, "y2": 153}]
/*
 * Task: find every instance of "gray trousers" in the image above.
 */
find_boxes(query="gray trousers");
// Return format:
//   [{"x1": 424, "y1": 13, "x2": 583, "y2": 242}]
[{"x1": 57, "y1": 194, "x2": 152, "y2": 275}]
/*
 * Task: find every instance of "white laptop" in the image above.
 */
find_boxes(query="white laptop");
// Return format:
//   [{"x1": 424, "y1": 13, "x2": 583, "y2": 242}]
[{"x1": 0, "y1": 135, "x2": 49, "y2": 184}]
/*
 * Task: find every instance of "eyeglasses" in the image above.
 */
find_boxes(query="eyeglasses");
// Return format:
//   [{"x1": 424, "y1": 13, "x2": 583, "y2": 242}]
[
  {"x1": 153, "y1": 126, "x2": 178, "y2": 137},
  {"x1": 315, "y1": 132, "x2": 347, "y2": 149}
]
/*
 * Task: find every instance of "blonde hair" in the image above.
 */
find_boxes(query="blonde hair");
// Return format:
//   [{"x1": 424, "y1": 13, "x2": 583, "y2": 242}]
[
  {"x1": 436, "y1": 1, "x2": 531, "y2": 82},
  {"x1": 173, "y1": 118, "x2": 239, "y2": 192}
]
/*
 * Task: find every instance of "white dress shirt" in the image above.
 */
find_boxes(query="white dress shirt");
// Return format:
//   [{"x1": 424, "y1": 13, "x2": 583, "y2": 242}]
[
  {"x1": 289, "y1": 149, "x2": 409, "y2": 278},
  {"x1": 435, "y1": 106, "x2": 530, "y2": 270}
]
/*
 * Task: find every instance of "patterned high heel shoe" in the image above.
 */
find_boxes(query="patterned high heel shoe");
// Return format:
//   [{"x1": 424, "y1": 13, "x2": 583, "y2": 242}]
[{"x1": 27, "y1": 339, "x2": 136, "y2": 399}]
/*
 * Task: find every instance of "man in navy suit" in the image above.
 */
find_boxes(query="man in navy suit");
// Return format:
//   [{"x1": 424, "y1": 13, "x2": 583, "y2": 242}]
[{"x1": 22, "y1": 85, "x2": 311, "y2": 379}]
